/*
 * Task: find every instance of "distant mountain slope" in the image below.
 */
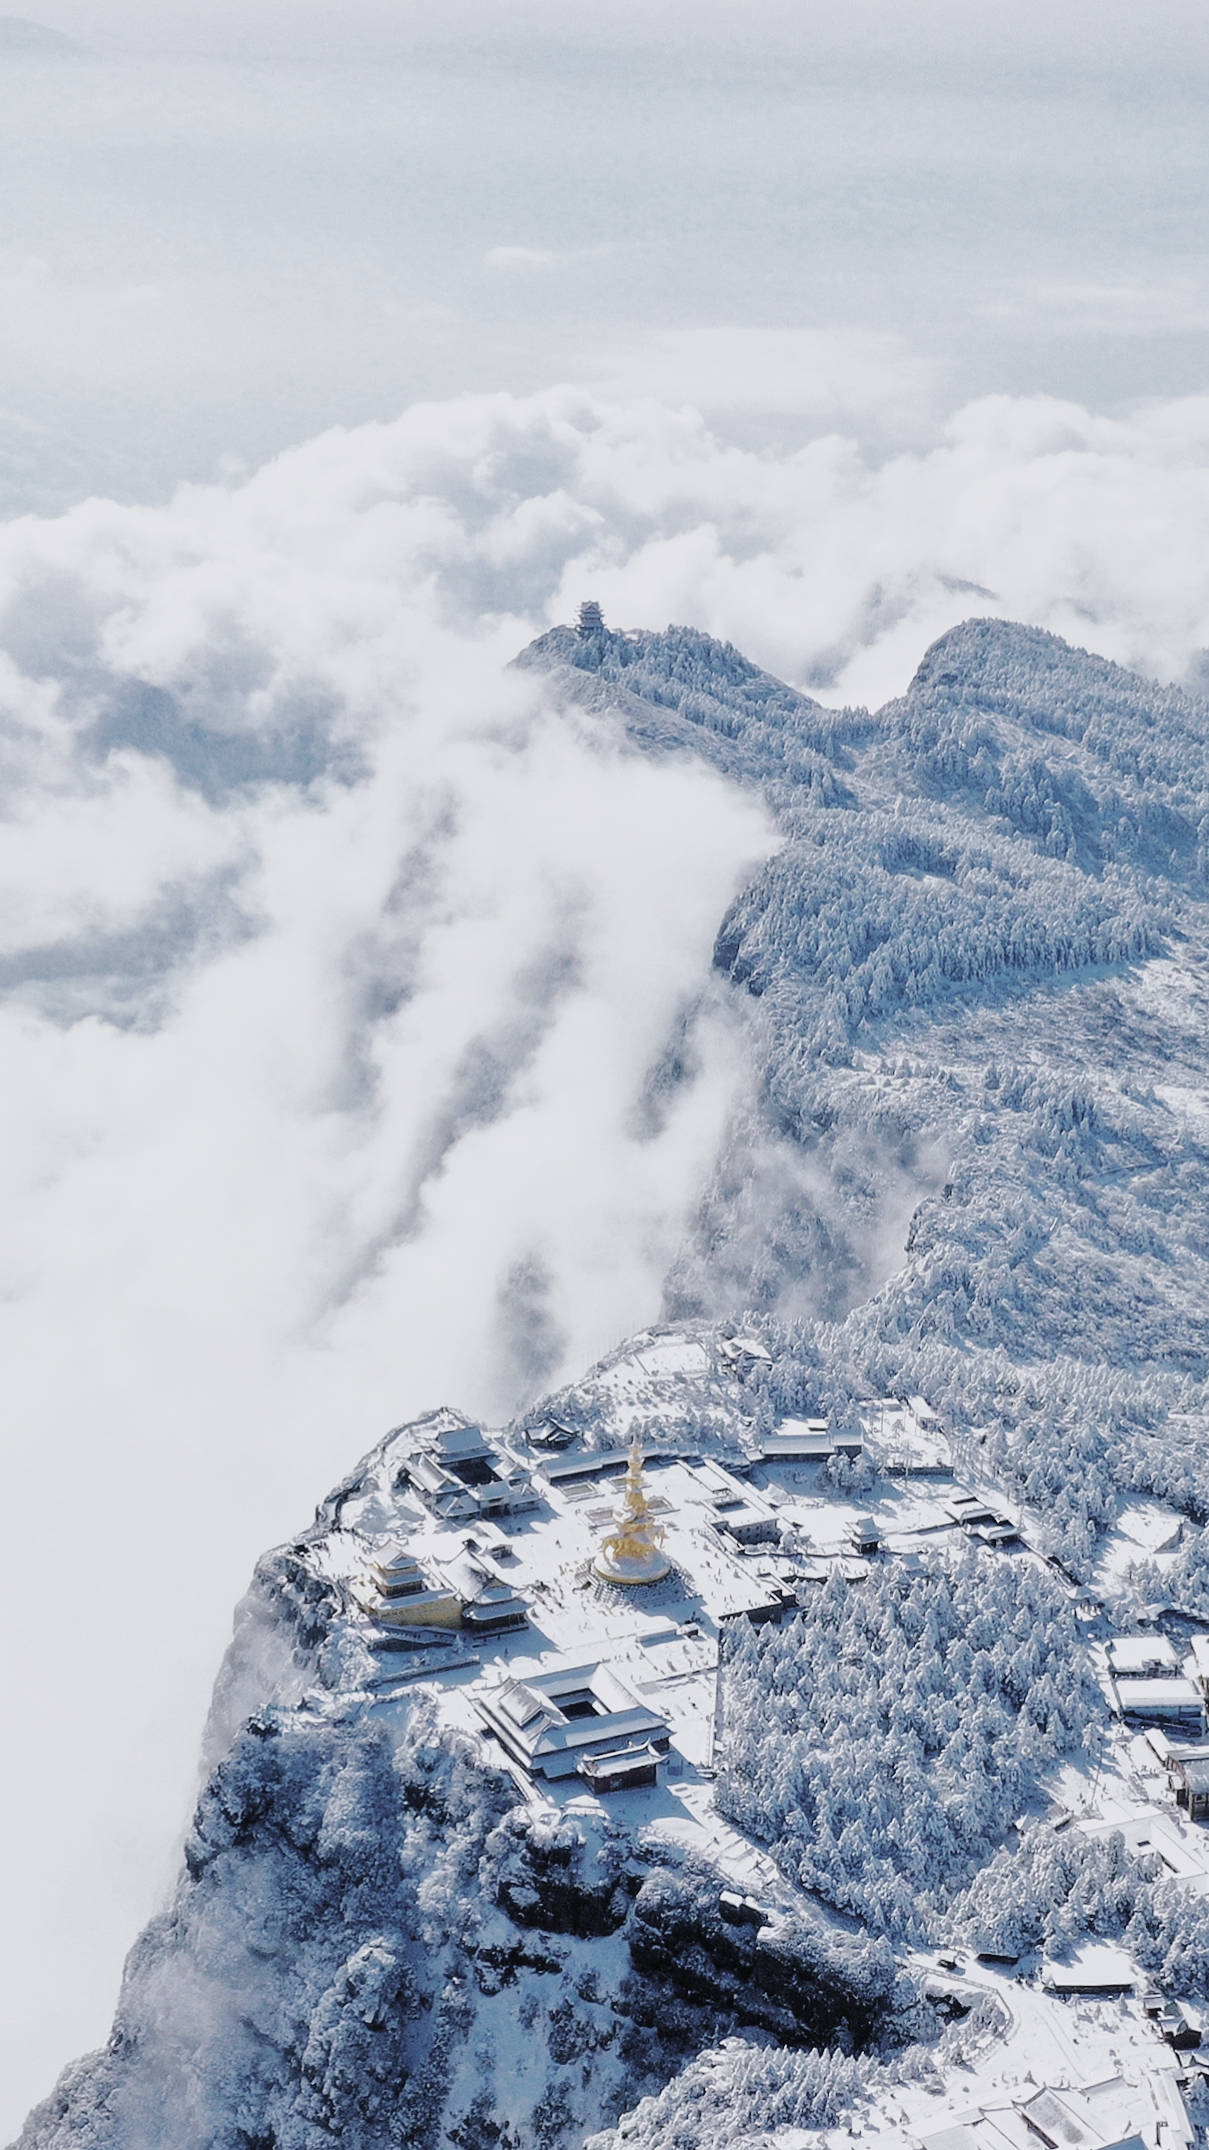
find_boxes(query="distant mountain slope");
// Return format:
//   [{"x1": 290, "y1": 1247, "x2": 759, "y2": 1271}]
[
  {"x1": 521, "y1": 616, "x2": 1209, "y2": 1565},
  {"x1": 515, "y1": 622, "x2": 862, "y2": 807},
  {"x1": 883, "y1": 617, "x2": 1209, "y2": 880},
  {"x1": 0, "y1": 16, "x2": 87, "y2": 53}
]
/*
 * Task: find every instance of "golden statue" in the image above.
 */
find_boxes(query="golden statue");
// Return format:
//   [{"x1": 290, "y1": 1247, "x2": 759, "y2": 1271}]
[{"x1": 593, "y1": 1438, "x2": 670, "y2": 1585}]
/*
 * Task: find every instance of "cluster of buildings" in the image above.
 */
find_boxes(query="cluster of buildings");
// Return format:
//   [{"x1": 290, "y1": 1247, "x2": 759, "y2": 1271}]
[
  {"x1": 915, "y1": 2078, "x2": 1186, "y2": 2150},
  {"x1": 391, "y1": 1408, "x2": 538, "y2": 1523},
  {"x1": 341, "y1": 1382, "x2": 991, "y2": 1810},
  {"x1": 344, "y1": 1418, "x2": 858, "y2": 1795},
  {"x1": 347, "y1": 1411, "x2": 539, "y2": 1653},
  {"x1": 327, "y1": 1367, "x2": 1209, "y2": 2150},
  {"x1": 1106, "y1": 1633, "x2": 1209, "y2": 1737},
  {"x1": 357, "y1": 1540, "x2": 530, "y2": 1640}
]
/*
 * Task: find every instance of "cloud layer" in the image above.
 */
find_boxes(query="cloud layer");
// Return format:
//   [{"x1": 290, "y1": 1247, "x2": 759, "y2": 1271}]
[{"x1": 5, "y1": 379, "x2": 1209, "y2": 2130}]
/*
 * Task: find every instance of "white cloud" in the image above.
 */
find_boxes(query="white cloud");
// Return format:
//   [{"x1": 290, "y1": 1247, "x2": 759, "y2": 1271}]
[
  {"x1": 0, "y1": 394, "x2": 775, "y2": 2132},
  {"x1": 983, "y1": 275, "x2": 1209, "y2": 338},
  {"x1": 0, "y1": 253, "x2": 165, "y2": 370},
  {"x1": 484, "y1": 245, "x2": 560, "y2": 273},
  {"x1": 8, "y1": 376, "x2": 1209, "y2": 2129},
  {"x1": 586, "y1": 327, "x2": 940, "y2": 430}
]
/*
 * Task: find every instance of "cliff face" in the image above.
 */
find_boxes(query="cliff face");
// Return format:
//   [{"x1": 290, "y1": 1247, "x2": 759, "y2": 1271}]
[{"x1": 17, "y1": 1527, "x2": 905, "y2": 2150}]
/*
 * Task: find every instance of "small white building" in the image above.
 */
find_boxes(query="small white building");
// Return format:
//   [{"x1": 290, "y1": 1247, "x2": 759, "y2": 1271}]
[
  {"x1": 947, "y1": 1492, "x2": 999, "y2": 1527},
  {"x1": 712, "y1": 1495, "x2": 780, "y2": 1547},
  {"x1": 755, "y1": 1416, "x2": 863, "y2": 1463},
  {"x1": 1110, "y1": 1674, "x2": 1205, "y2": 1730},
  {"x1": 1167, "y1": 1744, "x2": 1209, "y2": 1820},
  {"x1": 719, "y1": 1335, "x2": 772, "y2": 1366},
  {"x1": 1041, "y1": 1942, "x2": 1135, "y2": 1996},
  {"x1": 1107, "y1": 1634, "x2": 1178, "y2": 1678}
]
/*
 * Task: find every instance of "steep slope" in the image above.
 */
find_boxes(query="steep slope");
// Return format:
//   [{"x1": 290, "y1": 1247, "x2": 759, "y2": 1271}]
[
  {"x1": 17, "y1": 1415, "x2": 914, "y2": 2150},
  {"x1": 514, "y1": 623, "x2": 862, "y2": 808},
  {"x1": 523, "y1": 617, "x2": 1209, "y2": 1572}
]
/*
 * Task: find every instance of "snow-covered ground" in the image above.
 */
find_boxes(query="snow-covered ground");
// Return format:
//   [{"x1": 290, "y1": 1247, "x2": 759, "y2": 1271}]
[
  {"x1": 851, "y1": 1968, "x2": 1195, "y2": 2147},
  {"x1": 1092, "y1": 1498, "x2": 1187, "y2": 1599},
  {"x1": 273, "y1": 1364, "x2": 1209, "y2": 2147}
]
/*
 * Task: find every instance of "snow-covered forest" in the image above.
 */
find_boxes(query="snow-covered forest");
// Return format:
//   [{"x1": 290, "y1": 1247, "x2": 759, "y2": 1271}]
[
  {"x1": 585, "y1": 2043, "x2": 867, "y2": 2150},
  {"x1": 715, "y1": 1553, "x2": 1097, "y2": 1938},
  {"x1": 526, "y1": 615, "x2": 1209, "y2": 1580},
  {"x1": 956, "y1": 1821, "x2": 1209, "y2": 1997}
]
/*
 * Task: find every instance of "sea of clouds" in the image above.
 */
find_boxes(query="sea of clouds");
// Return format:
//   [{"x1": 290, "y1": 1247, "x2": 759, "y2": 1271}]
[{"x1": 5, "y1": 381, "x2": 1209, "y2": 2129}]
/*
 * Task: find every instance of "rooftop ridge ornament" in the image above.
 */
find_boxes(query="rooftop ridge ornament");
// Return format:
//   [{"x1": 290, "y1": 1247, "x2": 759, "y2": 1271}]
[
  {"x1": 577, "y1": 598, "x2": 606, "y2": 636},
  {"x1": 593, "y1": 1436, "x2": 671, "y2": 1586}
]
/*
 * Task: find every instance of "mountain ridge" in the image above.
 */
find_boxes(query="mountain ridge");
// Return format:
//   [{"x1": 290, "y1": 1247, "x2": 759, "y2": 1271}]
[{"x1": 0, "y1": 16, "x2": 88, "y2": 55}]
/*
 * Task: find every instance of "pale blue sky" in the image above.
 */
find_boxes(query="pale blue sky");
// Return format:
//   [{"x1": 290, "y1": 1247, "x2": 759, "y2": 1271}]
[{"x1": 2, "y1": 3, "x2": 1209, "y2": 509}]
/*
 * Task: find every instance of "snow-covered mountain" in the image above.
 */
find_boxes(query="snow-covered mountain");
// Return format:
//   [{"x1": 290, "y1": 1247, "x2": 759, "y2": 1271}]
[
  {"x1": 17, "y1": 617, "x2": 1209, "y2": 2149},
  {"x1": 522, "y1": 615, "x2": 1209, "y2": 1566}
]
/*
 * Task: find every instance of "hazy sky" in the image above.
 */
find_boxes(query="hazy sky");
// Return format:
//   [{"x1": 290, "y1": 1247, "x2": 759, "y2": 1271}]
[
  {"x1": 3, "y1": 2, "x2": 1209, "y2": 511},
  {"x1": 4, "y1": 3, "x2": 1209, "y2": 2136}
]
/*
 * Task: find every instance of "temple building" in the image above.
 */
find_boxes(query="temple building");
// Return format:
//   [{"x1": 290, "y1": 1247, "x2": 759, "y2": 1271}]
[
  {"x1": 356, "y1": 1540, "x2": 530, "y2": 1637},
  {"x1": 436, "y1": 1547, "x2": 529, "y2": 1635},
  {"x1": 476, "y1": 1660, "x2": 671, "y2": 1789},
  {"x1": 593, "y1": 1440, "x2": 671, "y2": 1585},
  {"x1": 398, "y1": 1411, "x2": 537, "y2": 1521},
  {"x1": 356, "y1": 1546, "x2": 463, "y2": 1629}
]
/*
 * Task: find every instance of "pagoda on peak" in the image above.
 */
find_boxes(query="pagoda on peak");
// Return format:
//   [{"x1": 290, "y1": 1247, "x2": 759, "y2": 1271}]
[
  {"x1": 593, "y1": 1438, "x2": 670, "y2": 1585},
  {"x1": 576, "y1": 598, "x2": 606, "y2": 637}
]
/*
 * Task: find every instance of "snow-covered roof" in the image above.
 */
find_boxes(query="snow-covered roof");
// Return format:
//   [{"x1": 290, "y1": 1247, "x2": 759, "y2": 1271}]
[
  {"x1": 1112, "y1": 1675, "x2": 1203, "y2": 1715},
  {"x1": 439, "y1": 1551, "x2": 522, "y2": 1606},
  {"x1": 1106, "y1": 1634, "x2": 1177, "y2": 1675},
  {"x1": 476, "y1": 1657, "x2": 671, "y2": 1773},
  {"x1": 720, "y1": 1334, "x2": 771, "y2": 1362},
  {"x1": 757, "y1": 1430, "x2": 835, "y2": 1458},
  {"x1": 1041, "y1": 1942, "x2": 1135, "y2": 1993},
  {"x1": 1174, "y1": 1756, "x2": 1209, "y2": 1792},
  {"x1": 495, "y1": 1680, "x2": 557, "y2": 1733},
  {"x1": 374, "y1": 1545, "x2": 425, "y2": 1579},
  {"x1": 430, "y1": 1422, "x2": 490, "y2": 1459}
]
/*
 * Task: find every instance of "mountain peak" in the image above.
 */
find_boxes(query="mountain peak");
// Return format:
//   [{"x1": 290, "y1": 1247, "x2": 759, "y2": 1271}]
[{"x1": 906, "y1": 613, "x2": 1203, "y2": 716}]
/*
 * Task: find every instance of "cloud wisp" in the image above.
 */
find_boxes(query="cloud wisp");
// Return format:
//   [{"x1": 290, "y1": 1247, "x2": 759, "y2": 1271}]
[{"x1": 0, "y1": 401, "x2": 780, "y2": 2130}]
